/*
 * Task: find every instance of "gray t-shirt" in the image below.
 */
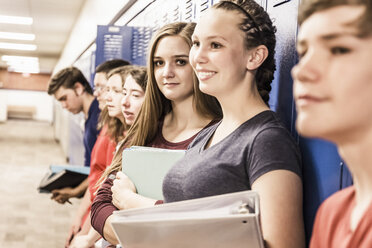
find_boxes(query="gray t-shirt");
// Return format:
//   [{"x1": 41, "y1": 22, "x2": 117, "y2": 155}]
[{"x1": 163, "y1": 110, "x2": 302, "y2": 202}]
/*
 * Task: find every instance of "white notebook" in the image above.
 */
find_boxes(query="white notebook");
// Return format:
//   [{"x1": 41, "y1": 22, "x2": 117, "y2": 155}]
[
  {"x1": 122, "y1": 146, "x2": 186, "y2": 200},
  {"x1": 111, "y1": 190, "x2": 264, "y2": 248}
]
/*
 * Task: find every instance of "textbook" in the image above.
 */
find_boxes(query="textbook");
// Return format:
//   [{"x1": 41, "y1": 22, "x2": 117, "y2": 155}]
[
  {"x1": 122, "y1": 146, "x2": 186, "y2": 200},
  {"x1": 38, "y1": 164, "x2": 90, "y2": 193},
  {"x1": 111, "y1": 190, "x2": 264, "y2": 248}
]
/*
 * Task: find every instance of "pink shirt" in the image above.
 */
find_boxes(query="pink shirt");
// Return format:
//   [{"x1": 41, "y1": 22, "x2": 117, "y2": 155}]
[{"x1": 310, "y1": 186, "x2": 372, "y2": 248}]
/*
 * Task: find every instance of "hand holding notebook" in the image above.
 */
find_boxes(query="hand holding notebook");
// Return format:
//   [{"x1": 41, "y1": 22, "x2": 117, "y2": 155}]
[
  {"x1": 121, "y1": 146, "x2": 186, "y2": 200},
  {"x1": 38, "y1": 164, "x2": 90, "y2": 193}
]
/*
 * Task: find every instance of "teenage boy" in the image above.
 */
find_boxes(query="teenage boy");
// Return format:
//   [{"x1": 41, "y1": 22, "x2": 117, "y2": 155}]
[
  {"x1": 292, "y1": 0, "x2": 372, "y2": 247},
  {"x1": 48, "y1": 67, "x2": 100, "y2": 204}
]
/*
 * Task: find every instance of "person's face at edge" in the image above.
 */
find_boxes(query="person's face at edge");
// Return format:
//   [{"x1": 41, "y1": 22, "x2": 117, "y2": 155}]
[
  {"x1": 153, "y1": 35, "x2": 195, "y2": 103},
  {"x1": 93, "y1": 72, "x2": 108, "y2": 110},
  {"x1": 121, "y1": 75, "x2": 145, "y2": 126},
  {"x1": 105, "y1": 74, "x2": 124, "y2": 120},
  {"x1": 292, "y1": 5, "x2": 372, "y2": 143}
]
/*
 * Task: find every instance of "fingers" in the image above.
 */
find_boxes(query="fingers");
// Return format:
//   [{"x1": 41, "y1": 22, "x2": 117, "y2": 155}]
[
  {"x1": 115, "y1": 171, "x2": 124, "y2": 179},
  {"x1": 65, "y1": 233, "x2": 73, "y2": 247},
  {"x1": 51, "y1": 191, "x2": 60, "y2": 199}
]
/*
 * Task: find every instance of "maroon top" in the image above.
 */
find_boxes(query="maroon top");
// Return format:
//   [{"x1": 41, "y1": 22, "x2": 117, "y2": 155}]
[{"x1": 90, "y1": 120, "x2": 215, "y2": 238}]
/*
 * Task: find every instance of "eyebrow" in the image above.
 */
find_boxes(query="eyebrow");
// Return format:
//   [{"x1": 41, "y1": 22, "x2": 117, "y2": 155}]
[
  {"x1": 124, "y1": 88, "x2": 143, "y2": 93},
  {"x1": 153, "y1": 54, "x2": 189, "y2": 59},
  {"x1": 298, "y1": 31, "x2": 358, "y2": 45},
  {"x1": 319, "y1": 31, "x2": 357, "y2": 41},
  {"x1": 192, "y1": 34, "x2": 228, "y2": 42}
]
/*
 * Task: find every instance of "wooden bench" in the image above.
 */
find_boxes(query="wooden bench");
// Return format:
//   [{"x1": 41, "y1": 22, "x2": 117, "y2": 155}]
[{"x1": 7, "y1": 105, "x2": 37, "y2": 119}]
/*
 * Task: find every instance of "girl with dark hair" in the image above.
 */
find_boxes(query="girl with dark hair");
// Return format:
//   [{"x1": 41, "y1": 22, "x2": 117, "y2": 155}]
[{"x1": 157, "y1": 1, "x2": 305, "y2": 247}]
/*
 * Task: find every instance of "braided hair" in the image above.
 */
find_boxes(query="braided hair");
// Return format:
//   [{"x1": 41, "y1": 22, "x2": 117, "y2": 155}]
[{"x1": 213, "y1": 0, "x2": 277, "y2": 104}]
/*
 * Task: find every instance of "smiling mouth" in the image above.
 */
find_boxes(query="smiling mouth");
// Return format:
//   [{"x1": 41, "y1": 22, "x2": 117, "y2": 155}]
[{"x1": 197, "y1": 71, "x2": 216, "y2": 80}]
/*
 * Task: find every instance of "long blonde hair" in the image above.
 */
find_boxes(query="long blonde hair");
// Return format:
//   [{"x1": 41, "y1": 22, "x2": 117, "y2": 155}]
[{"x1": 102, "y1": 22, "x2": 222, "y2": 178}]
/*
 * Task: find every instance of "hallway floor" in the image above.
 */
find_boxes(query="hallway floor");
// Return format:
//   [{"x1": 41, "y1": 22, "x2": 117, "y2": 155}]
[{"x1": 0, "y1": 119, "x2": 80, "y2": 247}]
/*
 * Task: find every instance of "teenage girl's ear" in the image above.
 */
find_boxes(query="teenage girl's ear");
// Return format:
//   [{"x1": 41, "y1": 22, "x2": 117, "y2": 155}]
[
  {"x1": 73, "y1": 82, "x2": 84, "y2": 96},
  {"x1": 246, "y1": 45, "x2": 269, "y2": 71}
]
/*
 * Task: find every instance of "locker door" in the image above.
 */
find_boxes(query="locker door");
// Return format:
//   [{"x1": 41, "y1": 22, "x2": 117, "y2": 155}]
[
  {"x1": 266, "y1": 0, "x2": 298, "y2": 134},
  {"x1": 131, "y1": 27, "x2": 153, "y2": 66}
]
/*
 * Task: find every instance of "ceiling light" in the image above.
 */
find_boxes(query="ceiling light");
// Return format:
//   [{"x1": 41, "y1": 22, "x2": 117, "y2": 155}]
[
  {"x1": 2, "y1": 55, "x2": 39, "y2": 62},
  {"x1": 0, "y1": 15, "x2": 33, "y2": 25},
  {"x1": 9, "y1": 67, "x2": 40, "y2": 74},
  {"x1": 2, "y1": 55, "x2": 40, "y2": 74},
  {"x1": 0, "y1": 31, "x2": 35, "y2": 41},
  {"x1": 8, "y1": 64, "x2": 40, "y2": 74},
  {"x1": 0, "y1": 42, "x2": 37, "y2": 51}
]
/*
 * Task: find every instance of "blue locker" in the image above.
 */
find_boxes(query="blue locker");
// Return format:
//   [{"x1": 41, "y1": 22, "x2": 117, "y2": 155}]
[
  {"x1": 131, "y1": 27, "x2": 153, "y2": 66},
  {"x1": 95, "y1": 25, "x2": 133, "y2": 69},
  {"x1": 267, "y1": 0, "x2": 298, "y2": 134}
]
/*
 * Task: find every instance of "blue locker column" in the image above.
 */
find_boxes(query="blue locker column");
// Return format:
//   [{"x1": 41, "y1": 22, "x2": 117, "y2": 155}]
[
  {"x1": 95, "y1": 25, "x2": 133, "y2": 69},
  {"x1": 299, "y1": 137, "x2": 348, "y2": 242},
  {"x1": 179, "y1": 0, "x2": 194, "y2": 22},
  {"x1": 266, "y1": 0, "x2": 298, "y2": 134},
  {"x1": 193, "y1": 0, "x2": 214, "y2": 20},
  {"x1": 131, "y1": 27, "x2": 153, "y2": 66}
]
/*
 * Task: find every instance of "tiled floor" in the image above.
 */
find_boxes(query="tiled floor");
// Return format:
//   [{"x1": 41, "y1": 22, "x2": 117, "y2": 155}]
[{"x1": 0, "y1": 119, "x2": 81, "y2": 247}]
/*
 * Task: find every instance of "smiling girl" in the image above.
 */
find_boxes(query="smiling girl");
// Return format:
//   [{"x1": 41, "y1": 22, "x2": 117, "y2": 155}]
[{"x1": 159, "y1": 1, "x2": 304, "y2": 247}]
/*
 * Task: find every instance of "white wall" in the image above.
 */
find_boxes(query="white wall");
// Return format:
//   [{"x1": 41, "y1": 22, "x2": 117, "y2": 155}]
[
  {"x1": 0, "y1": 91, "x2": 7, "y2": 122},
  {"x1": 0, "y1": 89, "x2": 53, "y2": 122},
  {"x1": 54, "y1": 0, "x2": 132, "y2": 72},
  {"x1": 53, "y1": 103, "x2": 70, "y2": 158}
]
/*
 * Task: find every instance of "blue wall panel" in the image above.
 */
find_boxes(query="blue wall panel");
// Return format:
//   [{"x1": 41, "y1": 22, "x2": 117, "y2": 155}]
[
  {"x1": 95, "y1": 25, "x2": 133, "y2": 68},
  {"x1": 131, "y1": 27, "x2": 153, "y2": 66},
  {"x1": 267, "y1": 0, "x2": 298, "y2": 134}
]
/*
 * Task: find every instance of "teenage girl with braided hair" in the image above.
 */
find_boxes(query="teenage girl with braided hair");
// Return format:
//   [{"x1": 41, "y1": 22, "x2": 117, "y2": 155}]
[
  {"x1": 105, "y1": 2, "x2": 304, "y2": 247},
  {"x1": 161, "y1": 1, "x2": 305, "y2": 247}
]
